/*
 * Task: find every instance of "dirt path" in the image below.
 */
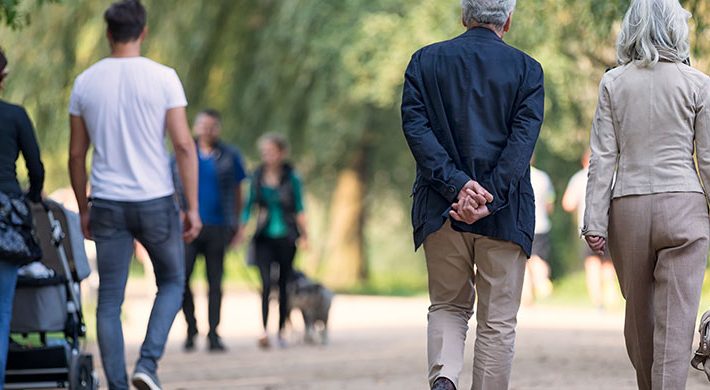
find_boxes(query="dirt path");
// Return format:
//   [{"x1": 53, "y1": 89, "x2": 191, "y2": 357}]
[{"x1": 86, "y1": 281, "x2": 709, "y2": 389}]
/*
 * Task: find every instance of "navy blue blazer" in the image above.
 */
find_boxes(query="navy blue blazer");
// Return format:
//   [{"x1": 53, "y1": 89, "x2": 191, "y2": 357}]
[{"x1": 401, "y1": 27, "x2": 544, "y2": 257}]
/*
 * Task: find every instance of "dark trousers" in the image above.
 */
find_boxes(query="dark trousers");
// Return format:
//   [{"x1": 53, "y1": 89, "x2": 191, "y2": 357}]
[
  {"x1": 182, "y1": 225, "x2": 230, "y2": 338},
  {"x1": 255, "y1": 237, "x2": 296, "y2": 331}
]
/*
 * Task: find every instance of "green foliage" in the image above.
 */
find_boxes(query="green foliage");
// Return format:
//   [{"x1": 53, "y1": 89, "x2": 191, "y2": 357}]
[
  {"x1": 1, "y1": 0, "x2": 58, "y2": 29},
  {"x1": 2, "y1": 1, "x2": 710, "y2": 284}
]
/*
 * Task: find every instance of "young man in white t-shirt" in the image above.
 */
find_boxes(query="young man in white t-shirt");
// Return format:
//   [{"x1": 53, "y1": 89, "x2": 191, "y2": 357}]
[{"x1": 68, "y1": 1, "x2": 201, "y2": 389}]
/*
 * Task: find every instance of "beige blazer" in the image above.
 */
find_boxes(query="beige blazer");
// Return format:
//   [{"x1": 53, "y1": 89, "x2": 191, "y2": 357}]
[{"x1": 583, "y1": 61, "x2": 710, "y2": 238}]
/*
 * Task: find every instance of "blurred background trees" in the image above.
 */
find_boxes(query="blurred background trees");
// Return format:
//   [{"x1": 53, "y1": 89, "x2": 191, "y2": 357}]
[{"x1": 1, "y1": 0, "x2": 709, "y2": 292}]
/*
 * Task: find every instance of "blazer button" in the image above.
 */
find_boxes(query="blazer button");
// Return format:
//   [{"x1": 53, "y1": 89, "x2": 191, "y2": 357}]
[{"x1": 448, "y1": 186, "x2": 456, "y2": 193}]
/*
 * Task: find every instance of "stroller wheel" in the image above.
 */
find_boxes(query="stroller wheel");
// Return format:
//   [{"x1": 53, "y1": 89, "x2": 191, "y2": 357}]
[{"x1": 69, "y1": 354, "x2": 96, "y2": 390}]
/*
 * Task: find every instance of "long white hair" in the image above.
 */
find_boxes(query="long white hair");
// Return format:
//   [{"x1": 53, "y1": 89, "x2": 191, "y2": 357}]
[{"x1": 616, "y1": 0, "x2": 691, "y2": 67}]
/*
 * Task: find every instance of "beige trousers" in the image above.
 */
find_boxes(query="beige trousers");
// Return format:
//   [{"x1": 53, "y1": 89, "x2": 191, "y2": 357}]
[
  {"x1": 424, "y1": 221, "x2": 527, "y2": 390},
  {"x1": 609, "y1": 193, "x2": 709, "y2": 390}
]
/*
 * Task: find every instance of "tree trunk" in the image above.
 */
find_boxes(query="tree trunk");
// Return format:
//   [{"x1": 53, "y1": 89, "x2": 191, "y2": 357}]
[{"x1": 321, "y1": 135, "x2": 371, "y2": 290}]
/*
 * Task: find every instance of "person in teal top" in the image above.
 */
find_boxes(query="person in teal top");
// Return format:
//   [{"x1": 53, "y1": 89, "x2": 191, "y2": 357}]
[
  {"x1": 242, "y1": 170, "x2": 304, "y2": 239},
  {"x1": 242, "y1": 133, "x2": 308, "y2": 349}
]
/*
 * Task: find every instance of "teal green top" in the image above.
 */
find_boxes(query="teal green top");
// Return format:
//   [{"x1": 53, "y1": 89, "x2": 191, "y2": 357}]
[{"x1": 242, "y1": 171, "x2": 304, "y2": 238}]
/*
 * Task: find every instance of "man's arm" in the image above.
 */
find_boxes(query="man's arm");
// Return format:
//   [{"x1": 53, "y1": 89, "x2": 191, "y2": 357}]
[
  {"x1": 166, "y1": 107, "x2": 202, "y2": 242},
  {"x1": 233, "y1": 184, "x2": 242, "y2": 229},
  {"x1": 232, "y1": 152, "x2": 246, "y2": 231},
  {"x1": 69, "y1": 114, "x2": 91, "y2": 238},
  {"x1": 479, "y1": 63, "x2": 545, "y2": 215},
  {"x1": 402, "y1": 51, "x2": 479, "y2": 204},
  {"x1": 228, "y1": 183, "x2": 243, "y2": 247}
]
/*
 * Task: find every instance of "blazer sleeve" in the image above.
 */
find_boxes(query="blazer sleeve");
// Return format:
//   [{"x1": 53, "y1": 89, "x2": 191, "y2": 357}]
[
  {"x1": 401, "y1": 51, "x2": 471, "y2": 203},
  {"x1": 582, "y1": 75, "x2": 618, "y2": 238},
  {"x1": 694, "y1": 77, "x2": 710, "y2": 204},
  {"x1": 479, "y1": 62, "x2": 545, "y2": 215}
]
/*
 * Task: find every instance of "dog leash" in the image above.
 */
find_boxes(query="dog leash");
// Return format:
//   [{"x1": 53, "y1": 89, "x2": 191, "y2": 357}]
[{"x1": 229, "y1": 246, "x2": 262, "y2": 293}]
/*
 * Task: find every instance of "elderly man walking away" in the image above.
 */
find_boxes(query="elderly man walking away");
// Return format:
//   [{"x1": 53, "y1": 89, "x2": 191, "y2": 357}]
[
  {"x1": 68, "y1": 1, "x2": 201, "y2": 389},
  {"x1": 401, "y1": 1, "x2": 544, "y2": 389}
]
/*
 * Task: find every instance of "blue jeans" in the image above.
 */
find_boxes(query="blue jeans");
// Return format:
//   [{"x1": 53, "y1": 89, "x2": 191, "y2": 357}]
[
  {"x1": 0, "y1": 261, "x2": 18, "y2": 389},
  {"x1": 90, "y1": 196, "x2": 184, "y2": 390}
]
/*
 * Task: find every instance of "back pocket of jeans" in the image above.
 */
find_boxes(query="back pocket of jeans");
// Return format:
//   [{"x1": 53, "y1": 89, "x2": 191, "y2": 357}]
[
  {"x1": 139, "y1": 208, "x2": 174, "y2": 245},
  {"x1": 89, "y1": 206, "x2": 119, "y2": 240}
]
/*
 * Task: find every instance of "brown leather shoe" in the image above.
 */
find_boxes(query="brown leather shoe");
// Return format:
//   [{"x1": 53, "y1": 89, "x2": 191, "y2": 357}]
[{"x1": 432, "y1": 377, "x2": 456, "y2": 390}]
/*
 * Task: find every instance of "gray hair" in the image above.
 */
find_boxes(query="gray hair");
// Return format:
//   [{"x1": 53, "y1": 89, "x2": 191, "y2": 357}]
[
  {"x1": 616, "y1": 0, "x2": 691, "y2": 67},
  {"x1": 461, "y1": 0, "x2": 516, "y2": 29}
]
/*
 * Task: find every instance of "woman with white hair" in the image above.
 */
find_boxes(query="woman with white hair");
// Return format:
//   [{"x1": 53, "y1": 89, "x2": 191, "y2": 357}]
[{"x1": 583, "y1": 0, "x2": 710, "y2": 388}]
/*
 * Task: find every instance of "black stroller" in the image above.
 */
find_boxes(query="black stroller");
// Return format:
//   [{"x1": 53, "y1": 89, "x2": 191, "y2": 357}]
[{"x1": 4, "y1": 200, "x2": 97, "y2": 389}]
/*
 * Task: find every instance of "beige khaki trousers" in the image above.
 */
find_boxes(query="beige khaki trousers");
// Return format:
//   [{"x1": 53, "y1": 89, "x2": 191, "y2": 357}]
[
  {"x1": 424, "y1": 220, "x2": 527, "y2": 390},
  {"x1": 608, "y1": 193, "x2": 709, "y2": 390}
]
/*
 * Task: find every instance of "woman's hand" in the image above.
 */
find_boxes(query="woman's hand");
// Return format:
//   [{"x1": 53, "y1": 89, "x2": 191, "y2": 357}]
[{"x1": 585, "y1": 235, "x2": 607, "y2": 256}]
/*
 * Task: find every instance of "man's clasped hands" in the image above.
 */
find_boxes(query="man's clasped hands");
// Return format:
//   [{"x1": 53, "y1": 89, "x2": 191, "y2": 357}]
[{"x1": 449, "y1": 180, "x2": 494, "y2": 224}]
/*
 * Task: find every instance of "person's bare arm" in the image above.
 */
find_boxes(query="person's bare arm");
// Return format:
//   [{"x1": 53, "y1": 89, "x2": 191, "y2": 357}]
[
  {"x1": 561, "y1": 186, "x2": 578, "y2": 213},
  {"x1": 166, "y1": 107, "x2": 202, "y2": 242},
  {"x1": 296, "y1": 212, "x2": 309, "y2": 250},
  {"x1": 69, "y1": 114, "x2": 92, "y2": 239},
  {"x1": 228, "y1": 184, "x2": 243, "y2": 247},
  {"x1": 234, "y1": 184, "x2": 242, "y2": 230}
]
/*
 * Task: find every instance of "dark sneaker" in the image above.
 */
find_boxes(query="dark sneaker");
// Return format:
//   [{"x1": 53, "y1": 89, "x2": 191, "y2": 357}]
[
  {"x1": 184, "y1": 334, "x2": 196, "y2": 352},
  {"x1": 131, "y1": 370, "x2": 161, "y2": 390},
  {"x1": 208, "y1": 334, "x2": 227, "y2": 352},
  {"x1": 258, "y1": 335, "x2": 270, "y2": 349},
  {"x1": 432, "y1": 377, "x2": 456, "y2": 390}
]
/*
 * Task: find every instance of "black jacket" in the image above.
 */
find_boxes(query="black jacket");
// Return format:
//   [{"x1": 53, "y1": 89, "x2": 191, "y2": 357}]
[
  {"x1": 0, "y1": 100, "x2": 44, "y2": 201},
  {"x1": 172, "y1": 139, "x2": 244, "y2": 227},
  {"x1": 401, "y1": 28, "x2": 545, "y2": 256}
]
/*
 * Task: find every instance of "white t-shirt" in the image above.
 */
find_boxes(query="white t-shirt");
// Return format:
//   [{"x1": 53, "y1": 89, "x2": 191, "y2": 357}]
[
  {"x1": 69, "y1": 57, "x2": 187, "y2": 201},
  {"x1": 564, "y1": 168, "x2": 588, "y2": 232},
  {"x1": 530, "y1": 166, "x2": 555, "y2": 235}
]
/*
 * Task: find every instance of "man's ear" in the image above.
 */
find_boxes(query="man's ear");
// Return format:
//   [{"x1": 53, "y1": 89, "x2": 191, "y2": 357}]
[
  {"x1": 106, "y1": 29, "x2": 113, "y2": 44},
  {"x1": 503, "y1": 13, "x2": 513, "y2": 33},
  {"x1": 139, "y1": 26, "x2": 148, "y2": 43}
]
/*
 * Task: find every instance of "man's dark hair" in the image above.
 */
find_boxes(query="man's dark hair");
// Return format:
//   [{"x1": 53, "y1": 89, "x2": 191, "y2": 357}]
[
  {"x1": 198, "y1": 109, "x2": 222, "y2": 124},
  {"x1": 104, "y1": 0, "x2": 147, "y2": 43}
]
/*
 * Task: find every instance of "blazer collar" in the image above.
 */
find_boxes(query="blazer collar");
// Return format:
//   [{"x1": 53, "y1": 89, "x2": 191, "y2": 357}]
[{"x1": 461, "y1": 27, "x2": 503, "y2": 41}]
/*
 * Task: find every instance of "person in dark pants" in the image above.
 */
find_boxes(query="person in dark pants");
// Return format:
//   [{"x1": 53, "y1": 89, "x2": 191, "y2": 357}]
[
  {"x1": 176, "y1": 109, "x2": 246, "y2": 352},
  {"x1": 242, "y1": 133, "x2": 308, "y2": 349},
  {"x1": 0, "y1": 47, "x2": 45, "y2": 388}
]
